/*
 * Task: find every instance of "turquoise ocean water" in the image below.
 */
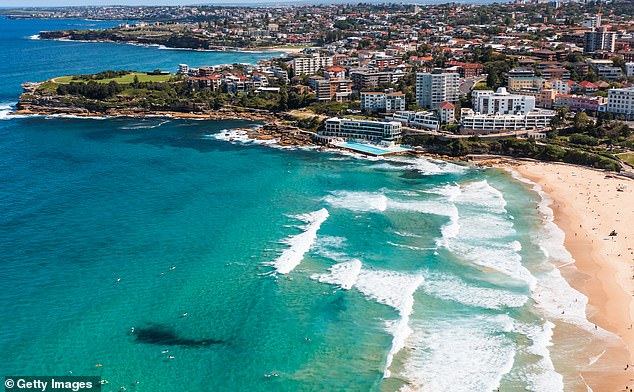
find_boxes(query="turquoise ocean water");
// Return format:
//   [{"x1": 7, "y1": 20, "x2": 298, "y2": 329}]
[{"x1": 0, "y1": 16, "x2": 613, "y2": 391}]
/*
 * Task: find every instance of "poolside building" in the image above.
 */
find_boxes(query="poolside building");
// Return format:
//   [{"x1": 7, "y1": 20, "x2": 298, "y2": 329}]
[{"x1": 322, "y1": 117, "x2": 402, "y2": 142}]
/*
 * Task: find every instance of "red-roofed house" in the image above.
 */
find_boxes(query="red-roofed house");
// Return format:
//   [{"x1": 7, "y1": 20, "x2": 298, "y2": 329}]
[
  {"x1": 577, "y1": 81, "x2": 599, "y2": 93},
  {"x1": 439, "y1": 101, "x2": 455, "y2": 124}
]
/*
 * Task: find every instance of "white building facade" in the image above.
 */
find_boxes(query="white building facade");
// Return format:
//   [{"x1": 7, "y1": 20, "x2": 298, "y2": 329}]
[
  {"x1": 460, "y1": 109, "x2": 556, "y2": 134},
  {"x1": 606, "y1": 87, "x2": 634, "y2": 120},
  {"x1": 472, "y1": 88, "x2": 536, "y2": 115},
  {"x1": 291, "y1": 55, "x2": 334, "y2": 76},
  {"x1": 323, "y1": 118, "x2": 402, "y2": 142},
  {"x1": 416, "y1": 70, "x2": 460, "y2": 109}
]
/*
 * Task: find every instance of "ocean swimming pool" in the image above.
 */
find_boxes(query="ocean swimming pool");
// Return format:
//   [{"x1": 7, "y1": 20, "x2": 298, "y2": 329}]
[{"x1": 335, "y1": 141, "x2": 412, "y2": 156}]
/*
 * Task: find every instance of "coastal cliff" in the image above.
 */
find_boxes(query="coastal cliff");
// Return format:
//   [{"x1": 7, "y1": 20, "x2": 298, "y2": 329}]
[{"x1": 15, "y1": 74, "x2": 316, "y2": 147}]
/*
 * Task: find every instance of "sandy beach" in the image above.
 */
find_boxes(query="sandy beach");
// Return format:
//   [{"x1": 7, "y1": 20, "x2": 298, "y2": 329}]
[{"x1": 516, "y1": 161, "x2": 634, "y2": 391}]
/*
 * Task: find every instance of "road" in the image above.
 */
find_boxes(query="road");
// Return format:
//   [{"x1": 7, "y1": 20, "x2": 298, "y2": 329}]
[{"x1": 459, "y1": 75, "x2": 487, "y2": 96}]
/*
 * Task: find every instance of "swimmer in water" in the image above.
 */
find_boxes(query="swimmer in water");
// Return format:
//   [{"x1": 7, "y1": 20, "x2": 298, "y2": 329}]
[{"x1": 162, "y1": 349, "x2": 169, "y2": 354}]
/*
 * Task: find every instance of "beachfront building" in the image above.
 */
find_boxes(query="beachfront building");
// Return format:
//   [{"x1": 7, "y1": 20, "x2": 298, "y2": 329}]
[
  {"x1": 360, "y1": 91, "x2": 406, "y2": 113},
  {"x1": 605, "y1": 87, "x2": 634, "y2": 120},
  {"x1": 460, "y1": 108, "x2": 556, "y2": 135},
  {"x1": 416, "y1": 69, "x2": 460, "y2": 109},
  {"x1": 178, "y1": 64, "x2": 190, "y2": 75},
  {"x1": 322, "y1": 117, "x2": 402, "y2": 142},
  {"x1": 291, "y1": 55, "x2": 334, "y2": 76},
  {"x1": 472, "y1": 88, "x2": 536, "y2": 115},
  {"x1": 438, "y1": 101, "x2": 456, "y2": 124},
  {"x1": 391, "y1": 110, "x2": 439, "y2": 130}
]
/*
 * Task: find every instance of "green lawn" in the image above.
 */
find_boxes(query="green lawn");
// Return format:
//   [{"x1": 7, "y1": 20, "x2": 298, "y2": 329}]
[
  {"x1": 617, "y1": 152, "x2": 634, "y2": 166},
  {"x1": 54, "y1": 72, "x2": 173, "y2": 84}
]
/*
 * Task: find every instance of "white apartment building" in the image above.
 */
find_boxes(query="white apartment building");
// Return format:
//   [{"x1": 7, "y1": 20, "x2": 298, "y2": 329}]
[
  {"x1": 291, "y1": 55, "x2": 334, "y2": 76},
  {"x1": 551, "y1": 79, "x2": 573, "y2": 95},
  {"x1": 626, "y1": 62, "x2": 634, "y2": 77},
  {"x1": 416, "y1": 69, "x2": 460, "y2": 109},
  {"x1": 460, "y1": 108, "x2": 555, "y2": 134},
  {"x1": 605, "y1": 87, "x2": 634, "y2": 120},
  {"x1": 472, "y1": 87, "x2": 536, "y2": 115},
  {"x1": 582, "y1": 14, "x2": 601, "y2": 29},
  {"x1": 391, "y1": 111, "x2": 439, "y2": 130},
  {"x1": 323, "y1": 118, "x2": 402, "y2": 142},
  {"x1": 360, "y1": 91, "x2": 406, "y2": 113}
]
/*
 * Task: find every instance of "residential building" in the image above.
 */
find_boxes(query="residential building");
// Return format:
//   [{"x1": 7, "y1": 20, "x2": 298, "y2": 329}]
[
  {"x1": 178, "y1": 64, "x2": 189, "y2": 75},
  {"x1": 537, "y1": 88, "x2": 557, "y2": 109},
  {"x1": 322, "y1": 117, "x2": 402, "y2": 142},
  {"x1": 291, "y1": 55, "x2": 334, "y2": 76},
  {"x1": 582, "y1": 13, "x2": 601, "y2": 29},
  {"x1": 554, "y1": 94, "x2": 605, "y2": 113},
  {"x1": 605, "y1": 87, "x2": 634, "y2": 120},
  {"x1": 472, "y1": 88, "x2": 536, "y2": 115},
  {"x1": 551, "y1": 79, "x2": 575, "y2": 95},
  {"x1": 508, "y1": 68, "x2": 536, "y2": 78},
  {"x1": 391, "y1": 111, "x2": 439, "y2": 130},
  {"x1": 460, "y1": 108, "x2": 555, "y2": 134},
  {"x1": 626, "y1": 62, "x2": 634, "y2": 77},
  {"x1": 350, "y1": 69, "x2": 404, "y2": 90},
  {"x1": 325, "y1": 66, "x2": 346, "y2": 80},
  {"x1": 438, "y1": 101, "x2": 455, "y2": 124},
  {"x1": 508, "y1": 76, "x2": 546, "y2": 93},
  {"x1": 541, "y1": 68, "x2": 570, "y2": 81},
  {"x1": 584, "y1": 27, "x2": 616, "y2": 53},
  {"x1": 445, "y1": 61, "x2": 485, "y2": 78},
  {"x1": 415, "y1": 69, "x2": 460, "y2": 109},
  {"x1": 309, "y1": 76, "x2": 352, "y2": 101},
  {"x1": 596, "y1": 66, "x2": 623, "y2": 80},
  {"x1": 360, "y1": 90, "x2": 405, "y2": 113}
]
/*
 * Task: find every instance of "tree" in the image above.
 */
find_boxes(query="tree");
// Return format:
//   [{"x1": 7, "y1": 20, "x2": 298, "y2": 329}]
[{"x1": 572, "y1": 111, "x2": 592, "y2": 133}]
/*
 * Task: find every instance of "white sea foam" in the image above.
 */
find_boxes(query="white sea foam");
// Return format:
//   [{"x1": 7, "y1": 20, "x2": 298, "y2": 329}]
[
  {"x1": 44, "y1": 113, "x2": 110, "y2": 120},
  {"x1": 0, "y1": 103, "x2": 16, "y2": 120},
  {"x1": 507, "y1": 169, "x2": 617, "y2": 336},
  {"x1": 436, "y1": 180, "x2": 536, "y2": 288},
  {"x1": 378, "y1": 156, "x2": 468, "y2": 175},
  {"x1": 387, "y1": 241, "x2": 435, "y2": 251},
  {"x1": 28, "y1": 34, "x2": 40, "y2": 40},
  {"x1": 513, "y1": 321, "x2": 564, "y2": 392},
  {"x1": 323, "y1": 191, "x2": 388, "y2": 212},
  {"x1": 119, "y1": 120, "x2": 170, "y2": 130},
  {"x1": 400, "y1": 314, "x2": 516, "y2": 392},
  {"x1": 208, "y1": 128, "x2": 278, "y2": 145},
  {"x1": 355, "y1": 270, "x2": 424, "y2": 377},
  {"x1": 420, "y1": 272, "x2": 528, "y2": 310},
  {"x1": 454, "y1": 180, "x2": 507, "y2": 213},
  {"x1": 323, "y1": 190, "x2": 456, "y2": 220},
  {"x1": 393, "y1": 231, "x2": 422, "y2": 238},
  {"x1": 311, "y1": 259, "x2": 362, "y2": 290},
  {"x1": 268, "y1": 208, "x2": 329, "y2": 274}
]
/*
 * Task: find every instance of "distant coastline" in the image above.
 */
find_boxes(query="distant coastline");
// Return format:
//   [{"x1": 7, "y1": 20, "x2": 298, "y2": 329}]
[{"x1": 37, "y1": 29, "x2": 306, "y2": 54}]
